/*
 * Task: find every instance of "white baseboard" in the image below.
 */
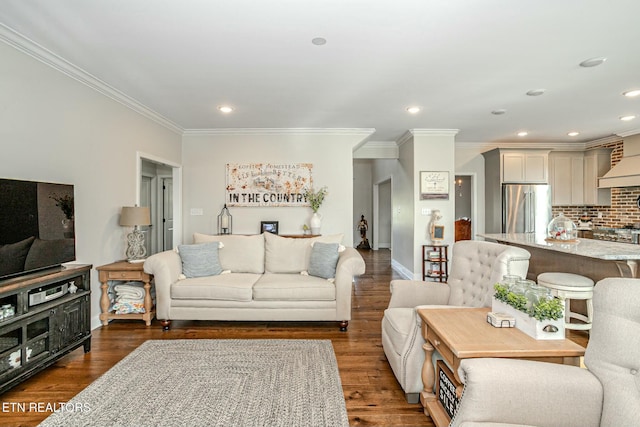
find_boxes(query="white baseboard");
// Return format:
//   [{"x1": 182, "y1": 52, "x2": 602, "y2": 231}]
[
  {"x1": 391, "y1": 259, "x2": 414, "y2": 280},
  {"x1": 378, "y1": 242, "x2": 391, "y2": 248}
]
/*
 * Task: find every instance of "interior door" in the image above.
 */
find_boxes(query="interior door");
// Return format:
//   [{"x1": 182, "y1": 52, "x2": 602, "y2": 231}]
[
  {"x1": 139, "y1": 175, "x2": 153, "y2": 256},
  {"x1": 162, "y1": 178, "x2": 174, "y2": 250}
]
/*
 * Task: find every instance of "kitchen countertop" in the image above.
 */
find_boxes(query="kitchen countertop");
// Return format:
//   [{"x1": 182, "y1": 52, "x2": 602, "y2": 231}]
[{"x1": 479, "y1": 233, "x2": 640, "y2": 261}]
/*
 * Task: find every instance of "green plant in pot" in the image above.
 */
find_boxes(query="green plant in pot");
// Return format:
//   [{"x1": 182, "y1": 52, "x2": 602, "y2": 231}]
[{"x1": 493, "y1": 283, "x2": 564, "y2": 321}]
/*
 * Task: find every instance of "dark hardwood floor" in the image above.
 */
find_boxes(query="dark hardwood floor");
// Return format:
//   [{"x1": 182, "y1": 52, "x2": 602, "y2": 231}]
[{"x1": 0, "y1": 249, "x2": 588, "y2": 427}]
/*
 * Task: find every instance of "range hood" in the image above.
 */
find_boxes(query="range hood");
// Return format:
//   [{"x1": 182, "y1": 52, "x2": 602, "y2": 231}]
[{"x1": 599, "y1": 135, "x2": 640, "y2": 188}]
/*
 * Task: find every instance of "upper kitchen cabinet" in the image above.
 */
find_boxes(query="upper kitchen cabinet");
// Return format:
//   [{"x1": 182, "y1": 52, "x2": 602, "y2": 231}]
[
  {"x1": 584, "y1": 148, "x2": 612, "y2": 206},
  {"x1": 483, "y1": 148, "x2": 550, "y2": 183},
  {"x1": 549, "y1": 151, "x2": 584, "y2": 205}
]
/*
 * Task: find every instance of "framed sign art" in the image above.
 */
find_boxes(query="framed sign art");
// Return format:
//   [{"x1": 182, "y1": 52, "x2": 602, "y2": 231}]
[
  {"x1": 420, "y1": 171, "x2": 449, "y2": 200},
  {"x1": 226, "y1": 163, "x2": 312, "y2": 207}
]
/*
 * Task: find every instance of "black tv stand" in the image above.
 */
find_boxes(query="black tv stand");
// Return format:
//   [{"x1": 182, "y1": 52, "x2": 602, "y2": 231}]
[{"x1": 0, "y1": 264, "x2": 91, "y2": 394}]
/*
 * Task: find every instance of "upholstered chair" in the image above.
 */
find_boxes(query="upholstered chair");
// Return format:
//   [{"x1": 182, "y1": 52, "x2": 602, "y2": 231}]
[
  {"x1": 451, "y1": 277, "x2": 640, "y2": 427},
  {"x1": 381, "y1": 240, "x2": 531, "y2": 403}
]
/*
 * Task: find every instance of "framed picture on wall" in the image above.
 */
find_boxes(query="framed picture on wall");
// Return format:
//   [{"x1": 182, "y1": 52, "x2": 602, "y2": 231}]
[
  {"x1": 420, "y1": 171, "x2": 449, "y2": 200},
  {"x1": 260, "y1": 221, "x2": 279, "y2": 234}
]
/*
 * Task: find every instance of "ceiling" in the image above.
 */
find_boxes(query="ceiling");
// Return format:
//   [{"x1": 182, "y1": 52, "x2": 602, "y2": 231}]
[{"x1": 1, "y1": 0, "x2": 640, "y2": 143}]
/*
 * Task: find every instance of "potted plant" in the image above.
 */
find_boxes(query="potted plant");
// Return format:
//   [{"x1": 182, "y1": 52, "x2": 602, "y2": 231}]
[
  {"x1": 492, "y1": 283, "x2": 565, "y2": 339},
  {"x1": 303, "y1": 186, "x2": 328, "y2": 234}
]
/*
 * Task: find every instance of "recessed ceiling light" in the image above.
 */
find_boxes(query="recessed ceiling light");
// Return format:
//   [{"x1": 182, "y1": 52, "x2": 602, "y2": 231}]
[
  {"x1": 526, "y1": 89, "x2": 546, "y2": 96},
  {"x1": 579, "y1": 57, "x2": 606, "y2": 68},
  {"x1": 623, "y1": 89, "x2": 640, "y2": 98},
  {"x1": 491, "y1": 109, "x2": 507, "y2": 115},
  {"x1": 311, "y1": 37, "x2": 327, "y2": 46},
  {"x1": 620, "y1": 115, "x2": 636, "y2": 121},
  {"x1": 568, "y1": 131, "x2": 580, "y2": 137},
  {"x1": 406, "y1": 106, "x2": 421, "y2": 114},
  {"x1": 218, "y1": 106, "x2": 234, "y2": 113},
  {"x1": 517, "y1": 131, "x2": 528, "y2": 137}
]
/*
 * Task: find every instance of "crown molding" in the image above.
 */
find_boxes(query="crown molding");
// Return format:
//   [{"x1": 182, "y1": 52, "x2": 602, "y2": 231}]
[
  {"x1": 396, "y1": 131, "x2": 414, "y2": 147},
  {"x1": 183, "y1": 128, "x2": 376, "y2": 136},
  {"x1": 353, "y1": 140, "x2": 399, "y2": 159},
  {"x1": 0, "y1": 23, "x2": 183, "y2": 135},
  {"x1": 584, "y1": 134, "x2": 622, "y2": 149},
  {"x1": 616, "y1": 128, "x2": 640, "y2": 138},
  {"x1": 409, "y1": 129, "x2": 460, "y2": 137}
]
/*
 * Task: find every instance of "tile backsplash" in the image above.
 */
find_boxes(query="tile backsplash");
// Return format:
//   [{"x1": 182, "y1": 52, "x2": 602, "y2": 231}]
[{"x1": 552, "y1": 140, "x2": 640, "y2": 228}]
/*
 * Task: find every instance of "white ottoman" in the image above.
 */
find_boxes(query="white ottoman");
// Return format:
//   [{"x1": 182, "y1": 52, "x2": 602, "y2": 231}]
[{"x1": 537, "y1": 272, "x2": 594, "y2": 331}]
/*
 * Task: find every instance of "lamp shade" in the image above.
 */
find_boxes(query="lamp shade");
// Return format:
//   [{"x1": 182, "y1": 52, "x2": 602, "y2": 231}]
[{"x1": 119, "y1": 206, "x2": 151, "y2": 226}]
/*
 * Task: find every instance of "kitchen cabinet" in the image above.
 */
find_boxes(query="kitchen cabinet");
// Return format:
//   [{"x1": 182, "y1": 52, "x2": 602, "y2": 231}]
[
  {"x1": 584, "y1": 148, "x2": 612, "y2": 206},
  {"x1": 501, "y1": 150, "x2": 549, "y2": 183},
  {"x1": 549, "y1": 152, "x2": 584, "y2": 205}
]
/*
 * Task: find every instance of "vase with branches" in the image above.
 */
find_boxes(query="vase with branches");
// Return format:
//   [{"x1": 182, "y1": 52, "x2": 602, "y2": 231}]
[
  {"x1": 303, "y1": 186, "x2": 328, "y2": 234},
  {"x1": 303, "y1": 186, "x2": 328, "y2": 213}
]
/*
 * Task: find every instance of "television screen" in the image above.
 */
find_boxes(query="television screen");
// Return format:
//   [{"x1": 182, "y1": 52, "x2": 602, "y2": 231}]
[{"x1": 0, "y1": 178, "x2": 76, "y2": 281}]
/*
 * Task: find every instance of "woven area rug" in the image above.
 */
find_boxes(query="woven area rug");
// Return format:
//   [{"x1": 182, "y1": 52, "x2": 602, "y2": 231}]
[{"x1": 39, "y1": 339, "x2": 349, "y2": 427}]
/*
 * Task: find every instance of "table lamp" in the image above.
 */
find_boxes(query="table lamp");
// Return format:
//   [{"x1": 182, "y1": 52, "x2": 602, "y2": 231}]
[{"x1": 120, "y1": 206, "x2": 151, "y2": 262}]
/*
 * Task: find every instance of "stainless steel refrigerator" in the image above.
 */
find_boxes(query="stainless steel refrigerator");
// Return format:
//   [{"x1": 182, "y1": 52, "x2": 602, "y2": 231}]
[{"x1": 502, "y1": 184, "x2": 552, "y2": 233}]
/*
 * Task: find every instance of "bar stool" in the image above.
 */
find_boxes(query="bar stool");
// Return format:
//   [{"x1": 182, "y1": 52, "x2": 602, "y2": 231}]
[{"x1": 537, "y1": 272, "x2": 594, "y2": 331}]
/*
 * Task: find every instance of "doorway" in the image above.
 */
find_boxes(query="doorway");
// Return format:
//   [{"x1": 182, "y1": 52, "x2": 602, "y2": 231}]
[
  {"x1": 137, "y1": 153, "x2": 182, "y2": 255},
  {"x1": 454, "y1": 174, "x2": 476, "y2": 240}
]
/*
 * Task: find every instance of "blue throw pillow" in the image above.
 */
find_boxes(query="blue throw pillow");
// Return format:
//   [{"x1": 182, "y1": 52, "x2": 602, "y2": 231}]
[
  {"x1": 308, "y1": 242, "x2": 340, "y2": 279},
  {"x1": 177, "y1": 242, "x2": 223, "y2": 278}
]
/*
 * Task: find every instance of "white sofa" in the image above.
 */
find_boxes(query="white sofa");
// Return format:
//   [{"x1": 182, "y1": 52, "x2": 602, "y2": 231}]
[{"x1": 143, "y1": 232, "x2": 366, "y2": 330}]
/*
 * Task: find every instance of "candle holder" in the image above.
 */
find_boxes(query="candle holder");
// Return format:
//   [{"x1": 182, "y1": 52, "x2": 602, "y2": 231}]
[{"x1": 218, "y1": 204, "x2": 232, "y2": 235}]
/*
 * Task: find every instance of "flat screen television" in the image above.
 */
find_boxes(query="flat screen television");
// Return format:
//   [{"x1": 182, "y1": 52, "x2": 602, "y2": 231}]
[{"x1": 0, "y1": 178, "x2": 76, "y2": 282}]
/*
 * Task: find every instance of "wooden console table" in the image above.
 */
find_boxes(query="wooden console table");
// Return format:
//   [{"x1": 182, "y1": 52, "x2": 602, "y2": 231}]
[
  {"x1": 97, "y1": 261, "x2": 154, "y2": 326},
  {"x1": 418, "y1": 307, "x2": 585, "y2": 426}
]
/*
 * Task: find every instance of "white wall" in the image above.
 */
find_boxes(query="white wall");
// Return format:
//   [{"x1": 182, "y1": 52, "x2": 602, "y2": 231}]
[
  {"x1": 412, "y1": 131, "x2": 457, "y2": 275},
  {"x1": 181, "y1": 132, "x2": 370, "y2": 246},
  {"x1": 0, "y1": 42, "x2": 182, "y2": 328},
  {"x1": 377, "y1": 179, "x2": 392, "y2": 247}
]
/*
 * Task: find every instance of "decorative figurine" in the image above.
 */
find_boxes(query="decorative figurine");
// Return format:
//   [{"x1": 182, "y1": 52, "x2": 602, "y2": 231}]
[{"x1": 356, "y1": 215, "x2": 371, "y2": 250}]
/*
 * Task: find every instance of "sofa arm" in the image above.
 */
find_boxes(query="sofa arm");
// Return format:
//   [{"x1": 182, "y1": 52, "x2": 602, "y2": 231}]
[
  {"x1": 387, "y1": 280, "x2": 451, "y2": 308},
  {"x1": 451, "y1": 358, "x2": 603, "y2": 427},
  {"x1": 334, "y1": 247, "x2": 366, "y2": 320},
  {"x1": 143, "y1": 250, "x2": 182, "y2": 319}
]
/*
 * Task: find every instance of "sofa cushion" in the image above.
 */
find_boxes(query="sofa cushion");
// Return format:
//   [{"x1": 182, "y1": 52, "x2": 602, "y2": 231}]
[
  {"x1": 308, "y1": 242, "x2": 340, "y2": 279},
  {"x1": 177, "y1": 242, "x2": 223, "y2": 278},
  {"x1": 0, "y1": 236, "x2": 35, "y2": 276},
  {"x1": 171, "y1": 273, "x2": 261, "y2": 301},
  {"x1": 253, "y1": 273, "x2": 336, "y2": 301},
  {"x1": 193, "y1": 233, "x2": 264, "y2": 273},
  {"x1": 264, "y1": 232, "x2": 343, "y2": 273}
]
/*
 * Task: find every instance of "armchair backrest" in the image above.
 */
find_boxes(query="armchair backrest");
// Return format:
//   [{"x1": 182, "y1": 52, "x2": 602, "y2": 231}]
[
  {"x1": 585, "y1": 278, "x2": 640, "y2": 426},
  {"x1": 446, "y1": 240, "x2": 530, "y2": 307}
]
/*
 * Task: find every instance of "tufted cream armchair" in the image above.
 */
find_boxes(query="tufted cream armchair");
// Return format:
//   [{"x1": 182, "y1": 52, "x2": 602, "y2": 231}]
[
  {"x1": 451, "y1": 277, "x2": 640, "y2": 427},
  {"x1": 381, "y1": 240, "x2": 531, "y2": 403}
]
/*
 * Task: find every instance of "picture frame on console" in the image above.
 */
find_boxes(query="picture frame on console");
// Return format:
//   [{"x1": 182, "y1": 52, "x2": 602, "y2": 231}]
[{"x1": 260, "y1": 221, "x2": 279, "y2": 234}]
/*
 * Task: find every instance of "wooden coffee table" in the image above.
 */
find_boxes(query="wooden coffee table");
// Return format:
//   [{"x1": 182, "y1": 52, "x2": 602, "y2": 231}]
[{"x1": 418, "y1": 307, "x2": 586, "y2": 426}]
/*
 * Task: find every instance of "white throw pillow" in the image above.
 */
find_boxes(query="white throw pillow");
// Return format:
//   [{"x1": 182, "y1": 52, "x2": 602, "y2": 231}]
[
  {"x1": 264, "y1": 232, "x2": 343, "y2": 273},
  {"x1": 193, "y1": 233, "x2": 265, "y2": 273}
]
